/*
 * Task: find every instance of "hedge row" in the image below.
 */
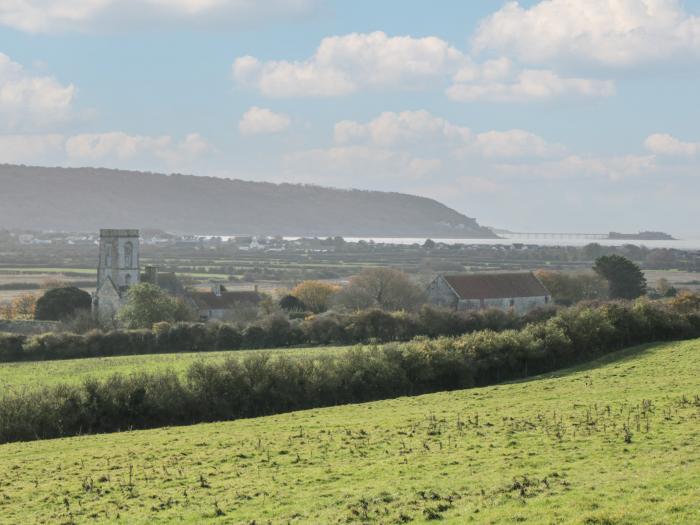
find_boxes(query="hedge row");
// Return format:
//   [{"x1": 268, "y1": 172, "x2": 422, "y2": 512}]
[
  {"x1": 0, "y1": 305, "x2": 558, "y2": 362},
  {"x1": 1, "y1": 300, "x2": 699, "y2": 443}
]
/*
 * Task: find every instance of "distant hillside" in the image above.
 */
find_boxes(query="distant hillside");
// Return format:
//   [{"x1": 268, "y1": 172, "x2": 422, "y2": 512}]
[{"x1": 0, "y1": 164, "x2": 495, "y2": 238}]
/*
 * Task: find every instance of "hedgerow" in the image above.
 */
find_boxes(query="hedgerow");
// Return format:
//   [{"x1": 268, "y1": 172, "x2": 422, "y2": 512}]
[
  {"x1": 0, "y1": 299, "x2": 698, "y2": 444},
  {"x1": 0, "y1": 305, "x2": 557, "y2": 362}
]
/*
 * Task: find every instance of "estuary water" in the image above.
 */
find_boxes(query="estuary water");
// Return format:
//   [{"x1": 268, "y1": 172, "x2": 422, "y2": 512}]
[{"x1": 339, "y1": 237, "x2": 700, "y2": 250}]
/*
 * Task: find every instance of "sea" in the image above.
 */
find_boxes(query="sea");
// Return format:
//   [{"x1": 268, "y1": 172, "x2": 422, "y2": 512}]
[
  {"x1": 339, "y1": 237, "x2": 700, "y2": 250},
  {"x1": 202, "y1": 235, "x2": 700, "y2": 251}
]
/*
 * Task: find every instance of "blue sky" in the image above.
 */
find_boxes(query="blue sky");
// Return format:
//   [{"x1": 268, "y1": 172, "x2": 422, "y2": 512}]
[{"x1": 1, "y1": 0, "x2": 699, "y2": 235}]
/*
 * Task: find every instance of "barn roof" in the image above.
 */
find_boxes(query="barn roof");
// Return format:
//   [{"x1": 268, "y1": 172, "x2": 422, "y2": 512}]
[
  {"x1": 442, "y1": 272, "x2": 549, "y2": 300},
  {"x1": 190, "y1": 290, "x2": 261, "y2": 310}
]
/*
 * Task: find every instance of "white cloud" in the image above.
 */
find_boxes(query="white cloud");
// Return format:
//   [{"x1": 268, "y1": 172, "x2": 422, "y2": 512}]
[
  {"x1": 0, "y1": 131, "x2": 211, "y2": 166},
  {"x1": 473, "y1": 0, "x2": 700, "y2": 66},
  {"x1": 470, "y1": 130, "x2": 567, "y2": 159},
  {"x1": 0, "y1": 0, "x2": 320, "y2": 33},
  {"x1": 447, "y1": 67, "x2": 615, "y2": 102},
  {"x1": 233, "y1": 31, "x2": 465, "y2": 97},
  {"x1": 234, "y1": 31, "x2": 618, "y2": 102},
  {"x1": 0, "y1": 133, "x2": 65, "y2": 163},
  {"x1": 645, "y1": 133, "x2": 699, "y2": 157},
  {"x1": 283, "y1": 145, "x2": 441, "y2": 186},
  {"x1": 65, "y1": 131, "x2": 211, "y2": 163},
  {"x1": 494, "y1": 154, "x2": 658, "y2": 181},
  {"x1": 0, "y1": 52, "x2": 75, "y2": 130},
  {"x1": 334, "y1": 110, "x2": 562, "y2": 159},
  {"x1": 239, "y1": 106, "x2": 291, "y2": 135},
  {"x1": 334, "y1": 110, "x2": 471, "y2": 147}
]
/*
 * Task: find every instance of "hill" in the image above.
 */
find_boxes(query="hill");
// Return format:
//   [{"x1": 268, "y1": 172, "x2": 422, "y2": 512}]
[
  {"x1": 1, "y1": 338, "x2": 698, "y2": 524},
  {"x1": 0, "y1": 164, "x2": 495, "y2": 237}
]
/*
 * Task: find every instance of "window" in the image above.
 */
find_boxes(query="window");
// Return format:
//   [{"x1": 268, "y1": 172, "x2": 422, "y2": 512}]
[
  {"x1": 124, "y1": 274, "x2": 132, "y2": 286},
  {"x1": 124, "y1": 242, "x2": 133, "y2": 267},
  {"x1": 104, "y1": 245, "x2": 112, "y2": 266},
  {"x1": 509, "y1": 299, "x2": 515, "y2": 307}
]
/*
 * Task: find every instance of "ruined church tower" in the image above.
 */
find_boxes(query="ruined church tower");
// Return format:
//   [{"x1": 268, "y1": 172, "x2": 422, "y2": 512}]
[{"x1": 93, "y1": 229, "x2": 140, "y2": 321}]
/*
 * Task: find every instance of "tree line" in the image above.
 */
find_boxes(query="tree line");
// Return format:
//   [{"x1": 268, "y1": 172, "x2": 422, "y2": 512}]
[
  {"x1": 1, "y1": 297, "x2": 698, "y2": 444},
  {"x1": 0, "y1": 304, "x2": 558, "y2": 362}
]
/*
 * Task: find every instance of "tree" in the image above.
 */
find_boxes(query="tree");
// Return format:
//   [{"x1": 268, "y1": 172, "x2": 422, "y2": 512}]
[
  {"x1": 335, "y1": 268, "x2": 426, "y2": 312},
  {"x1": 291, "y1": 281, "x2": 339, "y2": 313},
  {"x1": 10, "y1": 293, "x2": 37, "y2": 319},
  {"x1": 654, "y1": 278, "x2": 677, "y2": 298},
  {"x1": 593, "y1": 255, "x2": 647, "y2": 299},
  {"x1": 671, "y1": 291, "x2": 700, "y2": 313},
  {"x1": 117, "y1": 283, "x2": 180, "y2": 328},
  {"x1": 535, "y1": 270, "x2": 608, "y2": 306},
  {"x1": 35, "y1": 286, "x2": 92, "y2": 321},
  {"x1": 279, "y1": 294, "x2": 306, "y2": 312}
]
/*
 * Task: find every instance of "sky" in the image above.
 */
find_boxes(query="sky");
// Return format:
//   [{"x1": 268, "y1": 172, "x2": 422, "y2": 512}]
[{"x1": 1, "y1": 0, "x2": 699, "y2": 236}]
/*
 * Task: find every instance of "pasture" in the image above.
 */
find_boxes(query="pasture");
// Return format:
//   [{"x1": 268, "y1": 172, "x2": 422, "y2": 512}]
[{"x1": 0, "y1": 339, "x2": 698, "y2": 524}]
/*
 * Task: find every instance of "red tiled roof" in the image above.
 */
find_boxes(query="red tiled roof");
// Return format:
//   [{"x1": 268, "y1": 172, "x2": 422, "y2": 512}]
[
  {"x1": 443, "y1": 272, "x2": 549, "y2": 300},
  {"x1": 191, "y1": 291, "x2": 261, "y2": 310}
]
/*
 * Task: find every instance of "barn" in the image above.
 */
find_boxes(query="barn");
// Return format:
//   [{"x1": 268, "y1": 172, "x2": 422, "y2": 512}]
[{"x1": 426, "y1": 272, "x2": 551, "y2": 314}]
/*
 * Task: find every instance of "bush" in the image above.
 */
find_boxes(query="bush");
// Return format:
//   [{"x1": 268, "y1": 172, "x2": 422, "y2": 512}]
[{"x1": 1, "y1": 299, "x2": 699, "y2": 444}]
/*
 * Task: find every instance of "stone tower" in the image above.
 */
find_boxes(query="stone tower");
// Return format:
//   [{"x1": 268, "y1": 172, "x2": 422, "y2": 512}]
[{"x1": 93, "y1": 229, "x2": 140, "y2": 321}]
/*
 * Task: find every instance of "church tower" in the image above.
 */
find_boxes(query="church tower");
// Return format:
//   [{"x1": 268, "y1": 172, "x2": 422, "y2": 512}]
[{"x1": 94, "y1": 229, "x2": 140, "y2": 321}]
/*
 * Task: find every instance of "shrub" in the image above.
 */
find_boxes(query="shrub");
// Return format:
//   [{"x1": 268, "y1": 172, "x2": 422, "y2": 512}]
[{"x1": 1, "y1": 299, "x2": 699, "y2": 444}]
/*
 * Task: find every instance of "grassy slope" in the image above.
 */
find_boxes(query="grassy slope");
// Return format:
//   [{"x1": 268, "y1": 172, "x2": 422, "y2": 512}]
[
  {"x1": 0, "y1": 339, "x2": 699, "y2": 524},
  {"x1": 0, "y1": 345, "x2": 346, "y2": 391}
]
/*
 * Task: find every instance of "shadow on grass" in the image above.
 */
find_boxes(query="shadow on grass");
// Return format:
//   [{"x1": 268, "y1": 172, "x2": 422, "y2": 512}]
[{"x1": 505, "y1": 340, "x2": 685, "y2": 386}]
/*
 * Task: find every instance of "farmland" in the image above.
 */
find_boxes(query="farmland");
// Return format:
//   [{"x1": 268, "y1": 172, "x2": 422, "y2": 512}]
[
  {"x1": 0, "y1": 345, "x2": 346, "y2": 391},
  {"x1": 0, "y1": 338, "x2": 698, "y2": 524}
]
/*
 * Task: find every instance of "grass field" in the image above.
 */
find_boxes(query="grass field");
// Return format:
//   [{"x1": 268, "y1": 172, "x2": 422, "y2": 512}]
[
  {"x1": 0, "y1": 345, "x2": 347, "y2": 392},
  {"x1": 0, "y1": 339, "x2": 698, "y2": 523}
]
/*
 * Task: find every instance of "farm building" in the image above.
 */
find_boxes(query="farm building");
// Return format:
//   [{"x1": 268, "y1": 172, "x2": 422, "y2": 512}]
[
  {"x1": 190, "y1": 284, "x2": 262, "y2": 321},
  {"x1": 427, "y1": 272, "x2": 551, "y2": 314}
]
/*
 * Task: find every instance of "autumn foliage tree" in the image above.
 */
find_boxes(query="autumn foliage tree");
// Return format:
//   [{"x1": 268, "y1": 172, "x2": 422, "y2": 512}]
[
  {"x1": 9, "y1": 294, "x2": 37, "y2": 320},
  {"x1": 291, "y1": 281, "x2": 340, "y2": 313}
]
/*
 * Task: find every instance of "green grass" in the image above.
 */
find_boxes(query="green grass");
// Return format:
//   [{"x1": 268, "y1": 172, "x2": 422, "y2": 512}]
[
  {"x1": 0, "y1": 345, "x2": 347, "y2": 392},
  {"x1": 1, "y1": 339, "x2": 699, "y2": 524}
]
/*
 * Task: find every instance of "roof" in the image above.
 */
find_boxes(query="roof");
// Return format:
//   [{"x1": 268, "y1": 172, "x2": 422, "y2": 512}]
[
  {"x1": 442, "y1": 272, "x2": 549, "y2": 300},
  {"x1": 155, "y1": 272, "x2": 186, "y2": 296},
  {"x1": 191, "y1": 290, "x2": 261, "y2": 310},
  {"x1": 100, "y1": 229, "x2": 139, "y2": 238}
]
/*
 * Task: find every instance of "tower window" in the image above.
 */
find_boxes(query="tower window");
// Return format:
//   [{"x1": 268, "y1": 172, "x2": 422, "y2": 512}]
[
  {"x1": 105, "y1": 245, "x2": 112, "y2": 266},
  {"x1": 124, "y1": 242, "x2": 133, "y2": 267}
]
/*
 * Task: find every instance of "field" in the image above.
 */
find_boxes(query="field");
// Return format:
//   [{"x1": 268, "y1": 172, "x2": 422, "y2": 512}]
[
  {"x1": 0, "y1": 345, "x2": 347, "y2": 391},
  {"x1": 0, "y1": 339, "x2": 698, "y2": 524}
]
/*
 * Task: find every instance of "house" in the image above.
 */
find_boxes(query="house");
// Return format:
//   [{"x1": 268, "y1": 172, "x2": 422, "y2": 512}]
[
  {"x1": 190, "y1": 284, "x2": 262, "y2": 321},
  {"x1": 427, "y1": 272, "x2": 551, "y2": 314}
]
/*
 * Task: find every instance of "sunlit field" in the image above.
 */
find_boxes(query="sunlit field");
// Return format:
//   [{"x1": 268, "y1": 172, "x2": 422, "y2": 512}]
[{"x1": 1, "y1": 339, "x2": 698, "y2": 524}]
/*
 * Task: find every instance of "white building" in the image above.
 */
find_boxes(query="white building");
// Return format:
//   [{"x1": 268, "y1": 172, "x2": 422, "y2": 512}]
[{"x1": 427, "y1": 272, "x2": 551, "y2": 314}]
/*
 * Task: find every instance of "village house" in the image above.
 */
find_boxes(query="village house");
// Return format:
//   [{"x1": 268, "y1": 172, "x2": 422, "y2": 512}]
[
  {"x1": 427, "y1": 272, "x2": 551, "y2": 314},
  {"x1": 190, "y1": 284, "x2": 261, "y2": 321}
]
